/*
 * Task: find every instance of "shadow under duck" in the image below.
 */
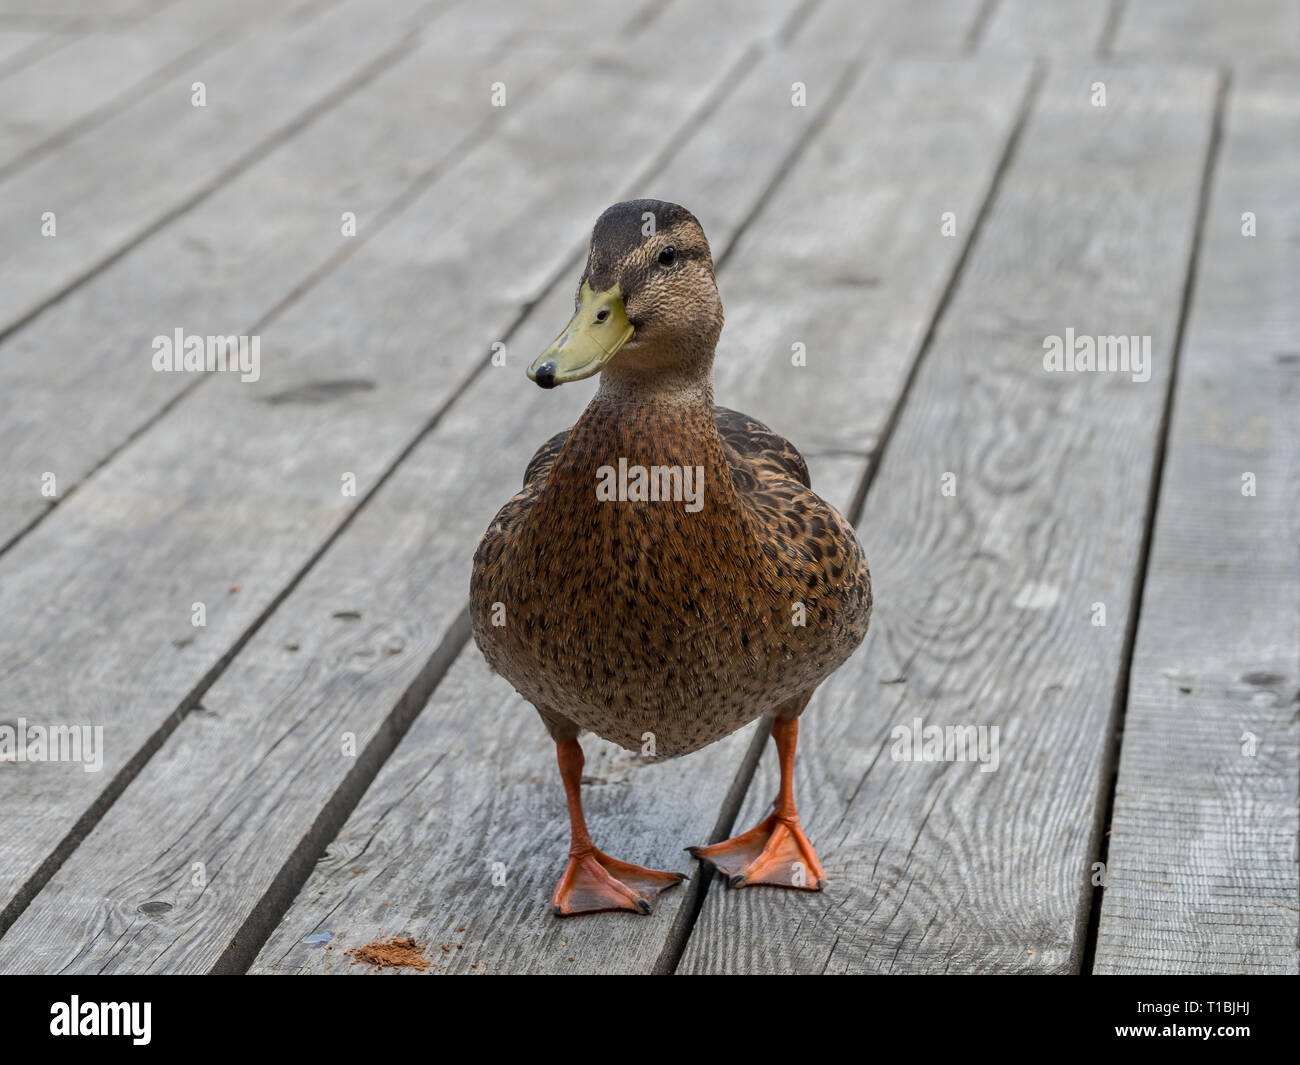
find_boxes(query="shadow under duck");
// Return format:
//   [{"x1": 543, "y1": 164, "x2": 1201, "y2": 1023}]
[{"x1": 471, "y1": 200, "x2": 871, "y2": 916}]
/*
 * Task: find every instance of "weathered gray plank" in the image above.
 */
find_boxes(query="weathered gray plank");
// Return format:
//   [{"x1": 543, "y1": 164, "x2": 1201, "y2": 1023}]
[
  {"x1": 0, "y1": 0, "x2": 441, "y2": 339},
  {"x1": 640, "y1": 0, "x2": 800, "y2": 42},
  {"x1": 0, "y1": 27, "x2": 49, "y2": 70},
  {"x1": 978, "y1": 0, "x2": 1114, "y2": 56},
  {"x1": 241, "y1": 57, "x2": 1032, "y2": 976},
  {"x1": 679, "y1": 61, "x2": 1220, "y2": 975},
  {"x1": 798, "y1": 0, "x2": 986, "y2": 55},
  {"x1": 0, "y1": 11, "x2": 763, "y2": 966},
  {"x1": 0, "y1": 0, "x2": 295, "y2": 178},
  {"x1": 1112, "y1": 0, "x2": 1300, "y2": 63},
  {"x1": 0, "y1": 1, "x2": 574, "y2": 554},
  {"x1": 0, "y1": 0, "x2": 159, "y2": 21},
  {"x1": 1094, "y1": 66, "x2": 1300, "y2": 975}
]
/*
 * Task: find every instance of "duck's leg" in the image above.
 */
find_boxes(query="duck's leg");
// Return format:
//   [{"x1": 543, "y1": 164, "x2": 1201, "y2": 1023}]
[
  {"x1": 550, "y1": 737, "x2": 686, "y2": 916},
  {"x1": 688, "y1": 715, "x2": 827, "y2": 890}
]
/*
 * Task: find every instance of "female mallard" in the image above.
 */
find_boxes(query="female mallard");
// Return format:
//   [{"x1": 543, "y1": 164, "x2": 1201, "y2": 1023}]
[{"x1": 471, "y1": 200, "x2": 871, "y2": 916}]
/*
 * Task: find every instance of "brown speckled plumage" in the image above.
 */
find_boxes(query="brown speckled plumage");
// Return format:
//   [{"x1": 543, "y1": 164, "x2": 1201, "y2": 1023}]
[{"x1": 471, "y1": 200, "x2": 872, "y2": 761}]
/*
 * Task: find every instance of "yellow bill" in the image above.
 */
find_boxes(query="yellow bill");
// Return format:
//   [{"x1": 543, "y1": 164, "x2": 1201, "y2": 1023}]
[{"x1": 528, "y1": 282, "x2": 633, "y2": 388}]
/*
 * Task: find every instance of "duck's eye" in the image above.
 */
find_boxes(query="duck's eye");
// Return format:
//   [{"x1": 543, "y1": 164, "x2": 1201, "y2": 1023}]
[{"x1": 657, "y1": 245, "x2": 676, "y2": 267}]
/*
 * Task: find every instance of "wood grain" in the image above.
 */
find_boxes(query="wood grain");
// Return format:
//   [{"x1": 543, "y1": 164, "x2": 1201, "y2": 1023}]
[
  {"x1": 0, "y1": 0, "x2": 159, "y2": 21},
  {"x1": 0, "y1": 0, "x2": 442, "y2": 338},
  {"x1": 0, "y1": 1, "x2": 567, "y2": 551},
  {"x1": 1111, "y1": 0, "x2": 1300, "y2": 63},
  {"x1": 0, "y1": 0, "x2": 294, "y2": 177},
  {"x1": 797, "y1": 0, "x2": 986, "y2": 55},
  {"x1": 1094, "y1": 66, "x2": 1300, "y2": 975},
  {"x1": 0, "y1": 27, "x2": 50, "y2": 72},
  {"x1": 678, "y1": 61, "x2": 1220, "y2": 974},
  {"x1": 978, "y1": 0, "x2": 1114, "y2": 57}
]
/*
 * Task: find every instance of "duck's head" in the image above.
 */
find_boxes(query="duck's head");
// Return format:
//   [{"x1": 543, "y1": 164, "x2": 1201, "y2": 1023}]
[{"x1": 528, "y1": 199, "x2": 722, "y2": 389}]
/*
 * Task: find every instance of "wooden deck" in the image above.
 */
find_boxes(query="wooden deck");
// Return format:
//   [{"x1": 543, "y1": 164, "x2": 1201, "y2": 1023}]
[{"x1": 0, "y1": 0, "x2": 1295, "y2": 976}]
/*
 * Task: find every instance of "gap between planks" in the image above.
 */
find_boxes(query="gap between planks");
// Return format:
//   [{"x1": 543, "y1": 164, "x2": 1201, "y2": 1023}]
[
  {"x1": 1092, "y1": 64, "x2": 1300, "y2": 974},
  {"x1": 658, "y1": 60, "x2": 1046, "y2": 973},
  {"x1": 676, "y1": 61, "x2": 1221, "y2": 976},
  {"x1": 0, "y1": 0, "x2": 551, "y2": 559},
  {"x1": 0, "y1": 10, "x2": 572, "y2": 562},
  {"x1": 0, "y1": 0, "x2": 325, "y2": 183},
  {"x1": 1078, "y1": 66, "x2": 1230, "y2": 975},
  {"x1": 0, "y1": 0, "x2": 447, "y2": 347}
]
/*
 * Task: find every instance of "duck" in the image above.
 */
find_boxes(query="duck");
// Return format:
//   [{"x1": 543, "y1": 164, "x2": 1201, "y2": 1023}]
[{"x1": 470, "y1": 199, "x2": 872, "y2": 916}]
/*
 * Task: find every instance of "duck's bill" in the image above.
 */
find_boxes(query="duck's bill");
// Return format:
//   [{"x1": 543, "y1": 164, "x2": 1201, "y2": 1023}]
[{"x1": 527, "y1": 282, "x2": 633, "y2": 388}]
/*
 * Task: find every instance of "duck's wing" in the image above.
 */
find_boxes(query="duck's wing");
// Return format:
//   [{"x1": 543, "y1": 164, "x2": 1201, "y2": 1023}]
[
  {"x1": 713, "y1": 405, "x2": 811, "y2": 492},
  {"x1": 473, "y1": 427, "x2": 570, "y2": 645},
  {"x1": 714, "y1": 405, "x2": 873, "y2": 655},
  {"x1": 522, "y1": 427, "x2": 571, "y2": 489}
]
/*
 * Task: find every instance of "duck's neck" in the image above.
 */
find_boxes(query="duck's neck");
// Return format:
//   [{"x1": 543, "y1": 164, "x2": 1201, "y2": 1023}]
[
  {"x1": 594, "y1": 352, "x2": 715, "y2": 409},
  {"x1": 557, "y1": 348, "x2": 738, "y2": 510}
]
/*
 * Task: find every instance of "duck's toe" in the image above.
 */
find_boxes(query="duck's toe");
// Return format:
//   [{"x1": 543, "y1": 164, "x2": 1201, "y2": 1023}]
[
  {"x1": 689, "y1": 812, "x2": 827, "y2": 891},
  {"x1": 551, "y1": 850, "x2": 686, "y2": 917}
]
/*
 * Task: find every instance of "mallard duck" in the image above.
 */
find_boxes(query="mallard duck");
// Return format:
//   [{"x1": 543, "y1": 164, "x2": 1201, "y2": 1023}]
[{"x1": 471, "y1": 200, "x2": 872, "y2": 916}]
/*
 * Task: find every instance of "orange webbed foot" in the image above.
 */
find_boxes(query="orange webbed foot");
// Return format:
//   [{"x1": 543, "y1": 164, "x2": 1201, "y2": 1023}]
[
  {"x1": 551, "y1": 850, "x2": 686, "y2": 917},
  {"x1": 689, "y1": 811, "x2": 827, "y2": 891}
]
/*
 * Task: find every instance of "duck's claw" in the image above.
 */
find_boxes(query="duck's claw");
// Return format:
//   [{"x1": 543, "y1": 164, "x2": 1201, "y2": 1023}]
[
  {"x1": 551, "y1": 850, "x2": 686, "y2": 917},
  {"x1": 689, "y1": 812, "x2": 827, "y2": 891}
]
